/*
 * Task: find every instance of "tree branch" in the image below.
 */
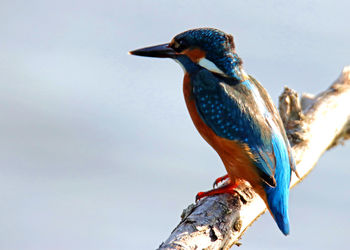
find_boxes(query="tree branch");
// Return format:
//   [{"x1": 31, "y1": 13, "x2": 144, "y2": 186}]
[{"x1": 158, "y1": 66, "x2": 350, "y2": 250}]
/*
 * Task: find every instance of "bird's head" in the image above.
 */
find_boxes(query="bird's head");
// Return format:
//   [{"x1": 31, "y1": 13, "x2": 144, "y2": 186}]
[{"x1": 130, "y1": 28, "x2": 246, "y2": 81}]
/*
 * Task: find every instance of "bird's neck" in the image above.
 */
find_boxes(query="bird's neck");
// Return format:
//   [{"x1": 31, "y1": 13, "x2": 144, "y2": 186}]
[
  {"x1": 174, "y1": 55, "x2": 200, "y2": 74},
  {"x1": 174, "y1": 52, "x2": 248, "y2": 83},
  {"x1": 209, "y1": 52, "x2": 245, "y2": 81}
]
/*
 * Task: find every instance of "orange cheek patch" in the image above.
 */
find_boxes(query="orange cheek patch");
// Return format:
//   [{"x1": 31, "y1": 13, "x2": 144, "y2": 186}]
[{"x1": 182, "y1": 48, "x2": 206, "y2": 63}]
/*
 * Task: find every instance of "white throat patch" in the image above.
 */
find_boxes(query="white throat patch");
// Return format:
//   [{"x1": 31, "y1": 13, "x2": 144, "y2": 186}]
[{"x1": 198, "y1": 58, "x2": 226, "y2": 75}]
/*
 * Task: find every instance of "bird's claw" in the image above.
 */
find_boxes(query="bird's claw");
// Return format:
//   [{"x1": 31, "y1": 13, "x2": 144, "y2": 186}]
[
  {"x1": 195, "y1": 182, "x2": 238, "y2": 203},
  {"x1": 212, "y1": 174, "x2": 229, "y2": 188},
  {"x1": 195, "y1": 192, "x2": 205, "y2": 202}
]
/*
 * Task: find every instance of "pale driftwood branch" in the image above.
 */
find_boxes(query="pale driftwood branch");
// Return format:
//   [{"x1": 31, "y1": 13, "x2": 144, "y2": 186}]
[{"x1": 158, "y1": 66, "x2": 350, "y2": 250}]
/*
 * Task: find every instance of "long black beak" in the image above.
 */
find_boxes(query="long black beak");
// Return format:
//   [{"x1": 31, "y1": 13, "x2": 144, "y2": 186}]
[{"x1": 129, "y1": 43, "x2": 177, "y2": 58}]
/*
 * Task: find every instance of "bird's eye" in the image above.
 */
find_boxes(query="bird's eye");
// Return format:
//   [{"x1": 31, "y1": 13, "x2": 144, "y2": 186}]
[
  {"x1": 172, "y1": 41, "x2": 181, "y2": 50},
  {"x1": 171, "y1": 39, "x2": 186, "y2": 52}
]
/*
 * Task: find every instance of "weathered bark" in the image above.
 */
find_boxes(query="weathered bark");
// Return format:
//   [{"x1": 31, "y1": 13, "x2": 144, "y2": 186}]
[{"x1": 158, "y1": 66, "x2": 350, "y2": 250}]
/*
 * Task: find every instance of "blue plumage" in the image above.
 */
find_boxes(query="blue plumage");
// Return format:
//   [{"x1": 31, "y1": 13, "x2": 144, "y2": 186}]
[{"x1": 266, "y1": 133, "x2": 291, "y2": 234}]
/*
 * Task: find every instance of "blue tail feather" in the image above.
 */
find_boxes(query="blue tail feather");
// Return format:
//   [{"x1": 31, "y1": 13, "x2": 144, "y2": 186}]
[{"x1": 264, "y1": 133, "x2": 291, "y2": 235}]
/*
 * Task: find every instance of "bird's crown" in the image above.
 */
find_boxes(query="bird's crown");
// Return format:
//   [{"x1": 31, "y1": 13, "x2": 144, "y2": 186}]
[{"x1": 171, "y1": 28, "x2": 235, "y2": 60}]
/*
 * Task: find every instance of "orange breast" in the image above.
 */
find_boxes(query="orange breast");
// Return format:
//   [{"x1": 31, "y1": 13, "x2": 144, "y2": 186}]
[{"x1": 183, "y1": 73, "x2": 263, "y2": 190}]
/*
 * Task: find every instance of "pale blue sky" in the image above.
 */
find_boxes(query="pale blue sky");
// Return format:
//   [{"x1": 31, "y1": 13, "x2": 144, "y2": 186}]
[{"x1": 1, "y1": 0, "x2": 349, "y2": 249}]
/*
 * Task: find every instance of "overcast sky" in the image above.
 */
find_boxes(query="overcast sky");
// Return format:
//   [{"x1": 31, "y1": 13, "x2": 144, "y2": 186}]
[{"x1": 1, "y1": 0, "x2": 349, "y2": 249}]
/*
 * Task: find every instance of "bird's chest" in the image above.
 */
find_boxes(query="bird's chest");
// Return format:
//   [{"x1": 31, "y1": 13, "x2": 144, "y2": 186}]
[{"x1": 183, "y1": 73, "x2": 218, "y2": 146}]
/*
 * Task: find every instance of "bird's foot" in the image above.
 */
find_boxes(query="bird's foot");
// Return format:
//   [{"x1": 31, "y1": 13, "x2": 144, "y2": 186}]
[
  {"x1": 196, "y1": 181, "x2": 239, "y2": 202},
  {"x1": 213, "y1": 174, "x2": 229, "y2": 188}
]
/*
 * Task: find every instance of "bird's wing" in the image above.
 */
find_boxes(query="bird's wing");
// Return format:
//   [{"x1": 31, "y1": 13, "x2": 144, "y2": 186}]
[
  {"x1": 248, "y1": 76, "x2": 298, "y2": 176},
  {"x1": 192, "y1": 70, "x2": 292, "y2": 186}
]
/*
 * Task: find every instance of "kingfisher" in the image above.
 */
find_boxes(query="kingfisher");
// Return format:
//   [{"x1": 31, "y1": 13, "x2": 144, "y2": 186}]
[{"x1": 130, "y1": 28, "x2": 298, "y2": 235}]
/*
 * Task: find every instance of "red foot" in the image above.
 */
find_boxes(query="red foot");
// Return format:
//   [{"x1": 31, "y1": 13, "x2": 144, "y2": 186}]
[
  {"x1": 196, "y1": 182, "x2": 239, "y2": 202},
  {"x1": 213, "y1": 174, "x2": 229, "y2": 188}
]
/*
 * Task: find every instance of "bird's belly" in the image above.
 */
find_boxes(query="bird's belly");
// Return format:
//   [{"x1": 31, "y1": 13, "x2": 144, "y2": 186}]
[{"x1": 183, "y1": 74, "x2": 261, "y2": 186}]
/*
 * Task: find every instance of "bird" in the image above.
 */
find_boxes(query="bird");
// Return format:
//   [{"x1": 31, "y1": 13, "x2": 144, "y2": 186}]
[{"x1": 129, "y1": 28, "x2": 298, "y2": 235}]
